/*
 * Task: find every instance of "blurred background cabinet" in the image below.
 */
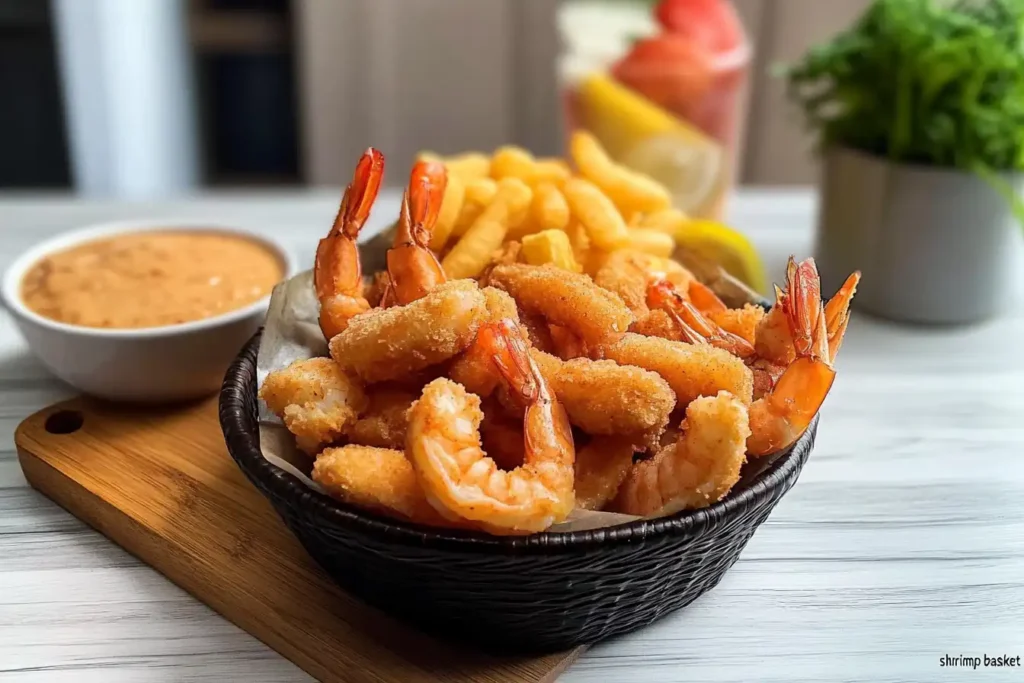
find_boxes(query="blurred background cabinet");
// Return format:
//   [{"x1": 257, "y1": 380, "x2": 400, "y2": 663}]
[
  {"x1": 0, "y1": 0, "x2": 70, "y2": 188},
  {"x1": 1, "y1": 0, "x2": 873, "y2": 194}
]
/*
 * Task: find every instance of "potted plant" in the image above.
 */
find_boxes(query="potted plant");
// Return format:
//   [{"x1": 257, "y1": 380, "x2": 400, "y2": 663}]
[{"x1": 782, "y1": 0, "x2": 1024, "y2": 324}]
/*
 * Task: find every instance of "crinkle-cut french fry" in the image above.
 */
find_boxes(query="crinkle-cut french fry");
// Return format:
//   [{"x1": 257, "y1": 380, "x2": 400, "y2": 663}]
[
  {"x1": 626, "y1": 228, "x2": 675, "y2": 258},
  {"x1": 491, "y1": 146, "x2": 536, "y2": 181},
  {"x1": 567, "y1": 218, "x2": 592, "y2": 271},
  {"x1": 442, "y1": 178, "x2": 533, "y2": 280},
  {"x1": 511, "y1": 182, "x2": 570, "y2": 239},
  {"x1": 562, "y1": 177, "x2": 630, "y2": 251},
  {"x1": 451, "y1": 177, "x2": 499, "y2": 237},
  {"x1": 493, "y1": 146, "x2": 572, "y2": 187},
  {"x1": 443, "y1": 152, "x2": 492, "y2": 180},
  {"x1": 428, "y1": 172, "x2": 466, "y2": 251},
  {"x1": 532, "y1": 182, "x2": 570, "y2": 231},
  {"x1": 521, "y1": 229, "x2": 582, "y2": 273},
  {"x1": 531, "y1": 158, "x2": 572, "y2": 186},
  {"x1": 570, "y1": 131, "x2": 671, "y2": 217},
  {"x1": 637, "y1": 207, "x2": 690, "y2": 236}
]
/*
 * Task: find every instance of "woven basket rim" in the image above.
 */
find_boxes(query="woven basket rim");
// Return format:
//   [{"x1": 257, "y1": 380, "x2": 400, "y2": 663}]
[{"x1": 220, "y1": 329, "x2": 815, "y2": 554}]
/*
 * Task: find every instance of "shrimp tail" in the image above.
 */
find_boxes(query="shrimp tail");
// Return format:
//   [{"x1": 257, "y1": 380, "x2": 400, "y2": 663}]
[
  {"x1": 687, "y1": 279, "x2": 728, "y2": 314},
  {"x1": 386, "y1": 160, "x2": 448, "y2": 304},
  {"x1": 648, "y1": 279, "x2": 755, "y2": 358},
  {"x1": 315, "y1": 148, "x2": 385, "y2": 340},
  {"x1": 785, "y1": 256, "x2": 823, "y2": 359},
  {"x1": 825, "y1": 271, "x2": 860, "y2": 361},
  {"x1": 340, "y1": 148, "x2": 386, "y2": 239},
  {"x1": 476, "y1": 318, "x2": 541, "y2": 402},
  {"x1": 747, "y1": 300, "x2": 835, "y2": 456},
  {"x1": 407, "y1": 159, "x2": 447, "y2": 243}
]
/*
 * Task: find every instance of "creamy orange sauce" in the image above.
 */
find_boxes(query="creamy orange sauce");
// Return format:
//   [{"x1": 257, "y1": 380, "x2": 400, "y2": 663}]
[{"x1": 20, "y1": 231, "x2": 284, "y2": 329}]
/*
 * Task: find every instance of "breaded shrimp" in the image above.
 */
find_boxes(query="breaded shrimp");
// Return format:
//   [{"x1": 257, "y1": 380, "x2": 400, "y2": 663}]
[
  {"x1": 312, "y1": 446, "x2": 448, "y2": 526},
  {"x1": 259, "y1": 357, "x2": 367, "y2": 455},
  {"x1": 613, "y1": 391, "x2": 750, "y2": 517},
  {"x1": 710, "y1": 304, "x2": 765, "y2": 346},
  {"x1": 315, "y1": 148, "x2": 385, "y2": 341},
  {"x1": 447, "y1": 334, "x2": 503, "y2": 399},
  {"x1": 646, "y1": 279, "x2": 755, "y2": 358},
  {"x1": 592, "y1": 249, "x2": 695, "y2": 316},
  {"x1": 447, "y1": 287, "x2": 522, "y2": 397},
  {"x1": 574, "y1": 437, "x2": 637, "y2": 511},
  {"x1": 519, "y1": 309, "x2": 556, "y2": 354},
  {"x1": 330, "y1": 279, "x2": 487, "y2": 384},
  {"x1": 479, "y1": 405, "x2": 526, "y2": 470},
  {"x1": 346, "y1": 388, "x2": 415, "y2": 449},
  {"x1": 629, "y1": 308, "x2": 679, "y2": 340},
  {"x1": 597, "y1": 333, "x2": 754, "y2": 408},
  {"x1": 487, "y1": 263, "x2": 633, "y2": 346},
  {"x1": 531, "y1": 350, "x2": 674, "y2": 450},
  {"x1": 481, "y1": 286, "x2": 521, "y2": 323},
  {"x1": 647, "y1": 278, "x2": 779, "y2": 400},
  {"x1": 406, "y1": 319, "x2": 575, "y2": 534},
  {"x1": 548, "y1": 324, "x2": 590, "y2": 360},
  {"x1": 593, "y1": 257, "x2": 649, "y2": 315}
]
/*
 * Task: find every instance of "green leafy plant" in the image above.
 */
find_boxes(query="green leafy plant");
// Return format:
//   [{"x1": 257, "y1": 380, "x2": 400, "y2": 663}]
[{"x1": 781, "y1": 0, "x2": 1024, "y2": 220}]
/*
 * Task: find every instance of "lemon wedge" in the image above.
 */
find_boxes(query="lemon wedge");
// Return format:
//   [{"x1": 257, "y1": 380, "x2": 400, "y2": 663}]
[
  {"x1": 575, "y1": 72, "x2": 724, "y2": 215},
  {"x1": 620, "y1": 134, "x2": 723, "y2": 216},
  {"x1": 576, "y1": 72, "x2": 706, "y2": 154},
  {"x1": 675, "y1": 219, "x2": 767, "y2": 294}
]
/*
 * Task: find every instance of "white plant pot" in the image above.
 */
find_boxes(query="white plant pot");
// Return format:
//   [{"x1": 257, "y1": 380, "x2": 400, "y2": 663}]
[{"x1": 815, "y1": 146, "x2": 1023, "y2": 325}]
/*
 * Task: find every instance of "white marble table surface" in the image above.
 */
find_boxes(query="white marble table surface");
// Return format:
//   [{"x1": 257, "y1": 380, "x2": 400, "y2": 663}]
[{"x1": 1, "y1": 188, "x2": 1022, "y2": 682}]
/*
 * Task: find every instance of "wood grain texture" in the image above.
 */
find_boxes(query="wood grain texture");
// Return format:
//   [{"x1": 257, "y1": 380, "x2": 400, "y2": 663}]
[
  {"x1": 1, "y1": 190, "x2": 1023, "y2": 682},
  {"x1": 14, "y1": 397, "x2": 581, "y2": 683}
]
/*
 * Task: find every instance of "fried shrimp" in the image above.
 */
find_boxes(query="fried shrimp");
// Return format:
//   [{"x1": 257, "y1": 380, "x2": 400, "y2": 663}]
[
  {"x1": 574, "y1": 437, "x2": 637, "y2": 511},
  {"x1": 548, "y1": 324, "x2": 590, "y2": 360},
  {"x1": 519, "y1": 308, "x2": 556, "y2": 353},
  {"x1": 746, "y1": 260, "x2": 859, "y2": 457},
  {"x1": 613, "y1": 391, "x2": 750, "y2": 517},
  {"x1": 346, "y1": 388, "x2": 416, "y2": 449},
  {"x1": 259, "y1": 357, "x2": 367, "y2": 455},
  {"x1": 481, "y1": 286, "x2": 521, "y2": 323},
  {"x1": 447, "y1": 287, "x2": 522, "y2": 397},
  {"x1": 597, "y1": 333, "x2": 754, "y2": 408},
  {"x1": 648, "y1": 276, "x2": 782, "y2": 399},
  {"x1": 629, "y1": 308, "x2": 679, "y2": 339},
  {"x1": 592, "y1": 249, "x2": 695, "y2": 316},
  {"x1": 479, "y1": 405, "x2": 526, "y2": 470},
  {"x1": 487, "y1": 263, "x2": 633, "y2": 346},
  {"x1": 406, "y1": 319, "x2": 575, "y2": 534},
  {"x1": 531, "y1": 350, "x2": 674, "y2": 450},
  {"x1": 646, "y1": 279, "x2": 756, "y2": 358},
  {"x1": 386, "y1": 159, "x2": 448, "y2": 305},
  {"x1": 312, "y1": 446, "x2": 447, "y2": 526},
  {"x1": 314, "y1": 148, "x2": 385, "y2": 341},
  {"x1": 748, "y1": 258, "x2": 828, "y2": 368},
  {"x1": 711, "y1": 304, "x2": 765, "y2": 346},
  {"x1": 330, "y1": 279, "x2": 487, "y2": 384}
]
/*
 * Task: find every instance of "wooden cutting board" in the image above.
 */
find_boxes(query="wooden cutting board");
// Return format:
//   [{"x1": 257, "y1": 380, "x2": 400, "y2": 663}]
[{"x1": 15, "y1": 396, "x2": 583, "y2": 683}]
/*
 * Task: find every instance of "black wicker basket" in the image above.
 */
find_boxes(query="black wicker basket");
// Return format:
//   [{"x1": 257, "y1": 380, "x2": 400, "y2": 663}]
[{"x1": 220, "y1": 330, "x2": 816, "y2": 655}]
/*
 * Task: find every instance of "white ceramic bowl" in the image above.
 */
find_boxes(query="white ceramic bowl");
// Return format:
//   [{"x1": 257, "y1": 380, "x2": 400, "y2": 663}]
[{"x1": 1, "y1": 219, "x2": 297, "y2": 403}]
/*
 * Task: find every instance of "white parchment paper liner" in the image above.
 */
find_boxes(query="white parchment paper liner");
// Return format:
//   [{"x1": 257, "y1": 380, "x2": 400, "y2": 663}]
[{"x1": 255, "y1": 268, "x2": 644, "y2": 533}]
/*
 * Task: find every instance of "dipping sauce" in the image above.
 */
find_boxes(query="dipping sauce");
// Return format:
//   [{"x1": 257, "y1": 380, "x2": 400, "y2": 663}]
[{"x1": 20, "y1": 231, "x2": 284, "y2": 329}]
